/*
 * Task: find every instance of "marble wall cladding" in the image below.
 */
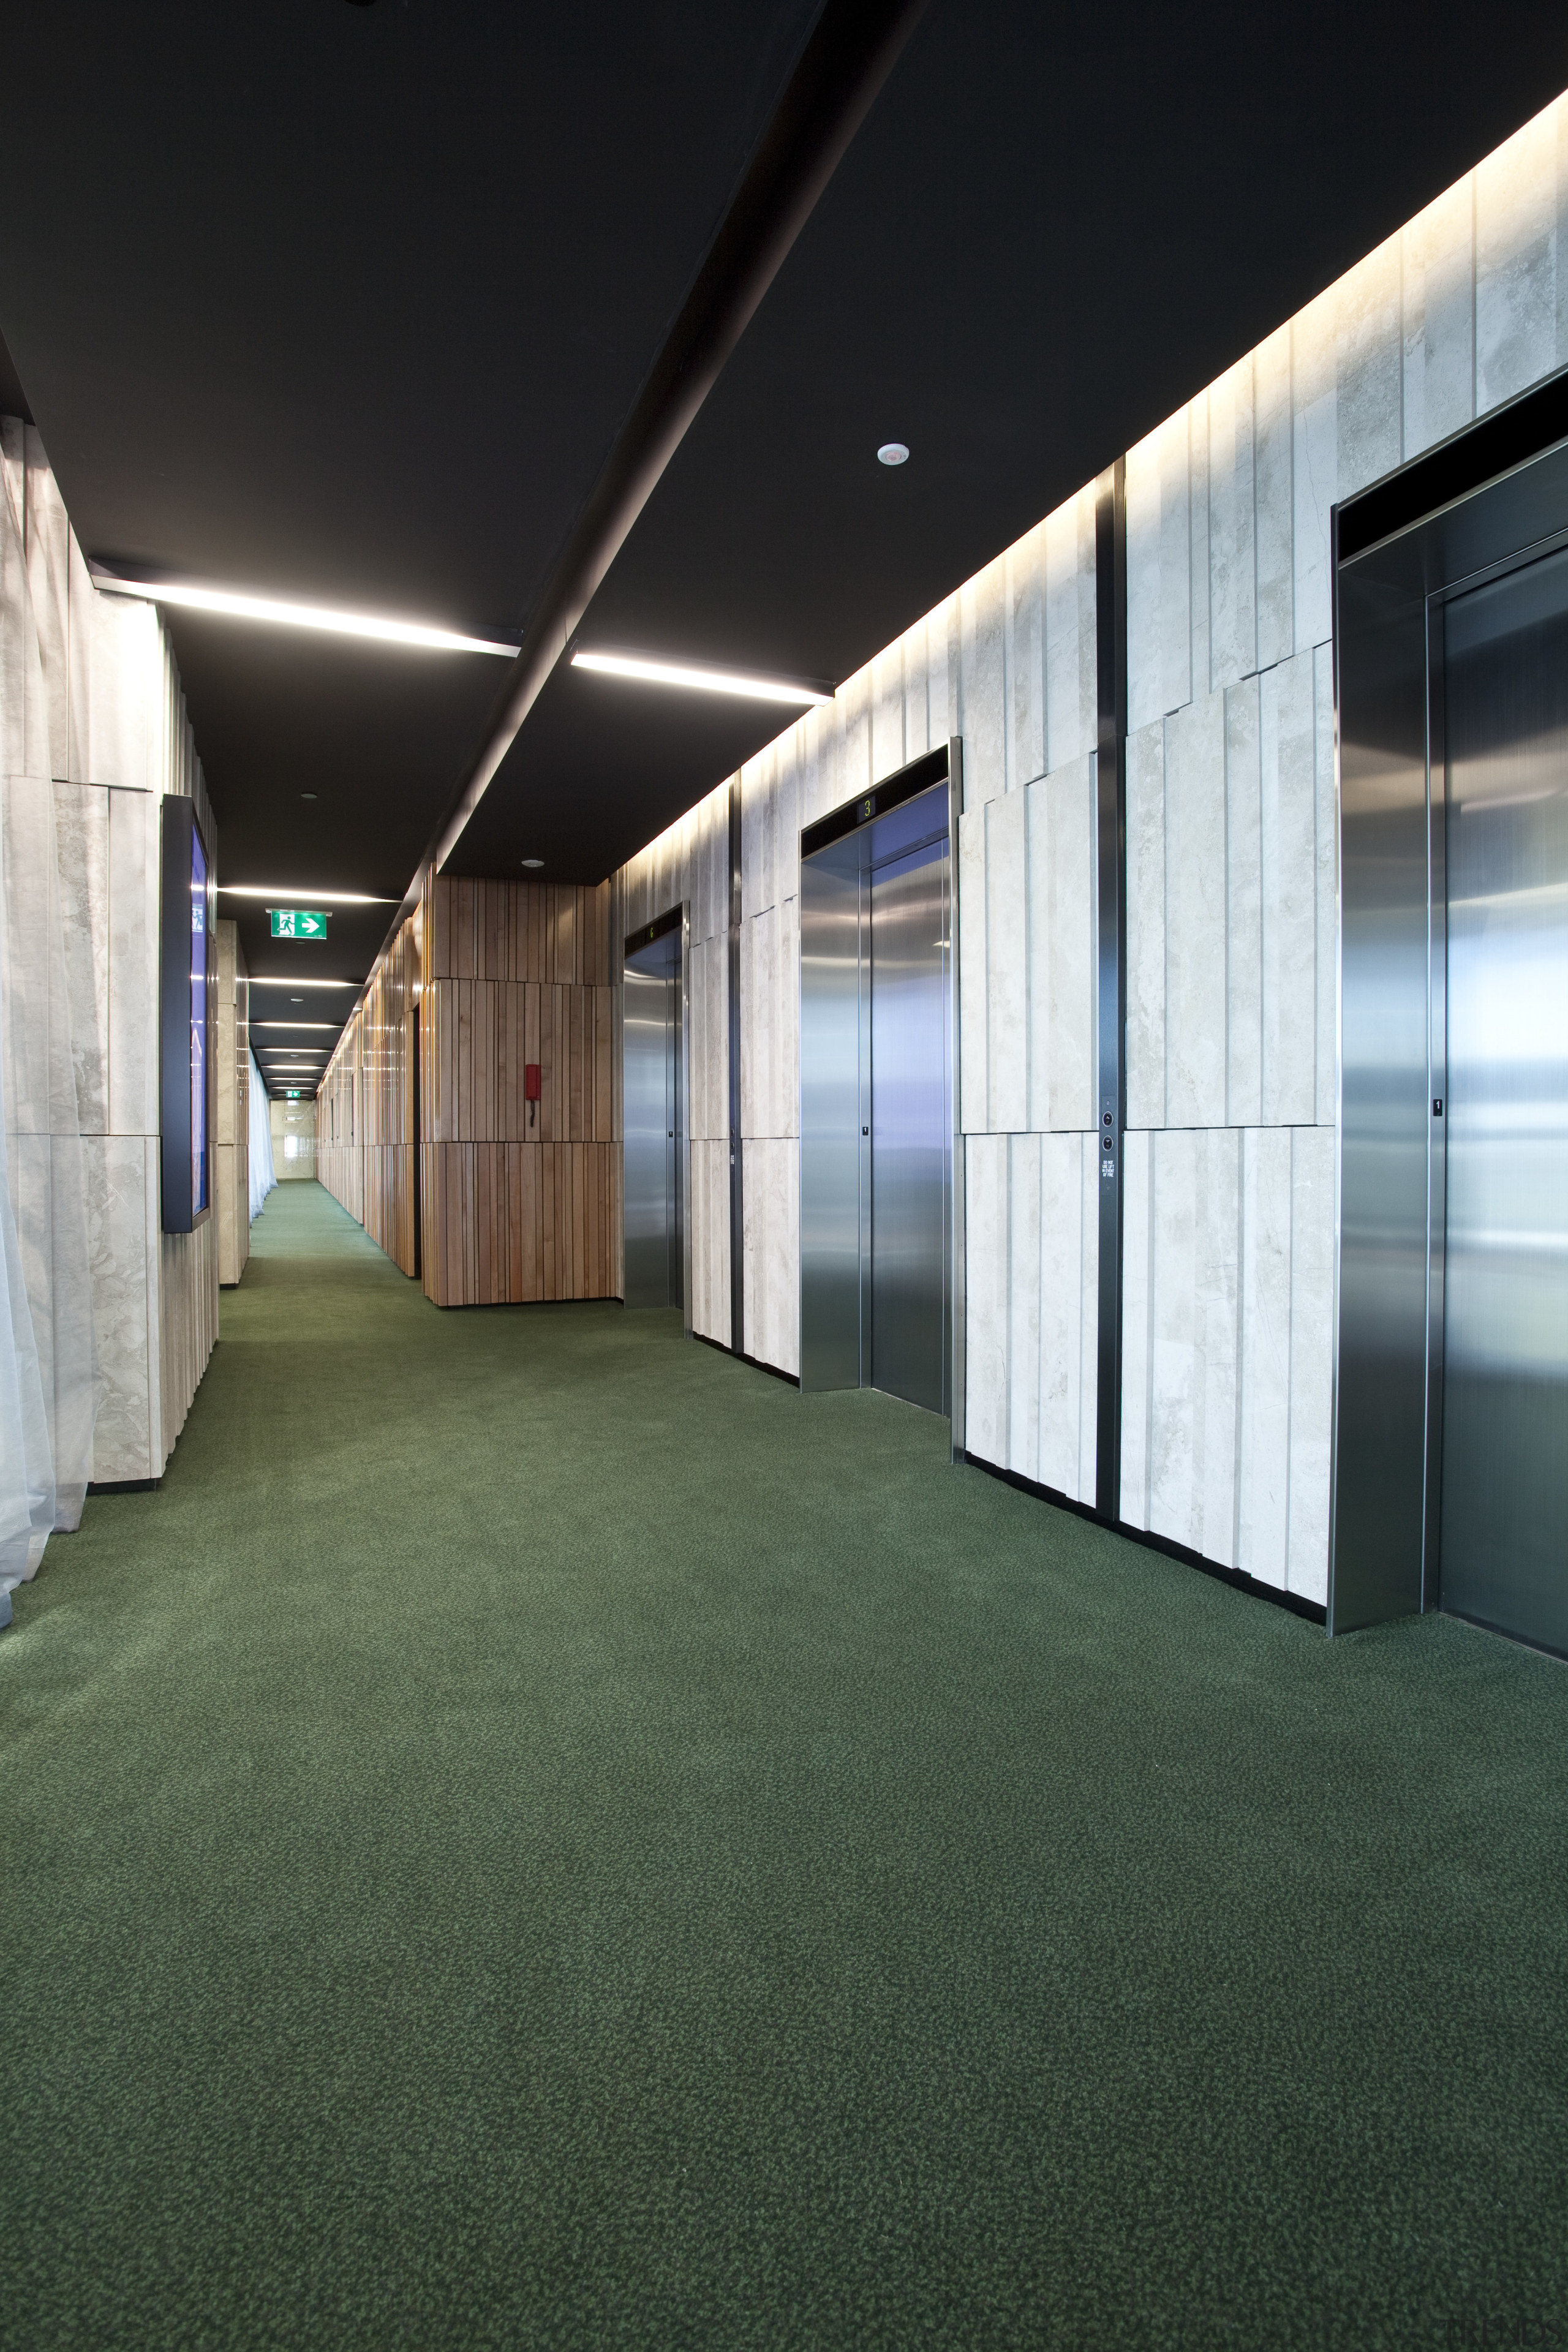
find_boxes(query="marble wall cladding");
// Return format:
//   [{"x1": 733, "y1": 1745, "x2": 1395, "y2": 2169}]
[
  {"x1": 1124, "y1": 94, "x2": 1568, "y2": 731},
  {"x1": 739, "y1": 892, "x2": 798, "y2": 1145},
  {"x1": 601, "y1": 86, "x2": 1568, "y2": 1595},
  {"x1": 1120, "y1": 1125, "x2": 1333, "y2": 1602},
  {"x1": 689, "y1": 1139, "x2": 730, "y2": 1344},
  {"x1": 742, "y1": 1136, "x2": 798, "y2": 1375},
  {"x1": 1125, "y1": 646, "x2": 1335, "y2": 1134},
  {"x1": 81, "y1": 1132, "x2": 159, "y2": 1480},
  {"x1": 964, "y1": 1131, "x2": 1098, "y2": 1504},
  {"x1": 3, "y1": 428, "x2": 219, "y2": 1491},
  {"x1": 959, "y1": 750, "x2": 1096, "y2": 1136}
]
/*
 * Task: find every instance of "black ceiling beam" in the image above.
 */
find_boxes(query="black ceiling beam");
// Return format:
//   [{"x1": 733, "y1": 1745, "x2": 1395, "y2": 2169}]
[{"x1": 364, "y1": 0, "x2": 929, "y2": 979}]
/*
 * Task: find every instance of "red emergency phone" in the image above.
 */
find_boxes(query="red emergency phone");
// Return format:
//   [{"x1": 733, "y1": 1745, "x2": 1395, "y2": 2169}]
[{"x1": 524, "y1": 1062, "x2": 541, "y2": 1128}]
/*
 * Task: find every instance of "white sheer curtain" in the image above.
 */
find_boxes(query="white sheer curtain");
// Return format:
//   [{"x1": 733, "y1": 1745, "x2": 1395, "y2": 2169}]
[
  {"x1": 0, "y1": 424, "x2": 100, "y2": 1624},
  {"x1": 249, "y1": 1049, "x2": 276, "y2": 1221}
]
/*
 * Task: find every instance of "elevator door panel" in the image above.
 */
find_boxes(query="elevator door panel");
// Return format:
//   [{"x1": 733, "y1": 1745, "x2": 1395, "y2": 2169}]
[
  {"x1": 1441, "y1": 548, "x2": 1568, "y2": 1652},
  {"x1": 870, "y1": 842, "x2": 948, "y2": 1413},
  {"x1": 624, "y1": 957, "x2": 681, "y2": 1310}
]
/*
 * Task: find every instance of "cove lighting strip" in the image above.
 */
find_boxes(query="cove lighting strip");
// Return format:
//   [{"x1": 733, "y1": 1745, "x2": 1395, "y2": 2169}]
[
  {"x1": 571, "y1": 649, "x2": 831, "y2": 706},
  {"x1": 89, "y1": 568, "x2": 519, "y2": 658},
  {"x1": 218, "y1": 887, "x2": 393, "y2": 905}
]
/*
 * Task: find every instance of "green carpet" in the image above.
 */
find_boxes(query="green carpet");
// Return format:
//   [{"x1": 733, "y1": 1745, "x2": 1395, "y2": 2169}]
[{"x1": 2, "y1": 1181, "x2": 1564, "y2": 2351}]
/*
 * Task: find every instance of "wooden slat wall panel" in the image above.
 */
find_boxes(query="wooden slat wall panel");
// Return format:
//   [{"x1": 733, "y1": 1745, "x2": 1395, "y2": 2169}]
[{"x1": 417, "y1": 878, "x2": 621, "y2": 1306}]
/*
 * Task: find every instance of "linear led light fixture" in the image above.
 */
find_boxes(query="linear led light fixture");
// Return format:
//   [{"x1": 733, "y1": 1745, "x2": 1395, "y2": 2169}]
[
  {"x1": 89, "y1": 565, "x2": 519, "y2": 658},
  {"x1": 249, "y1": 976, "x2": 362, "y2": 989},
  {"x1": 571, "y1": 647, "x2": 832, "y2": 706},
  {"x1": 218, "y1": 886, "x2": 394, "y2": 905},
  {"x1": 253, "y1": 1021, "x2": 340, "y2": 1031}
]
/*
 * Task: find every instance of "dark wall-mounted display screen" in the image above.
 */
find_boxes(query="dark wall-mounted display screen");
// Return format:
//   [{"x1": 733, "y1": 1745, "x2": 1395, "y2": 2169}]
[
  {"x1": 160, "y1": 794, "x2": 216, "y2": 1233},
  {"x1": 190, "y1": 823, "x2": 209, "y2": 1218}
]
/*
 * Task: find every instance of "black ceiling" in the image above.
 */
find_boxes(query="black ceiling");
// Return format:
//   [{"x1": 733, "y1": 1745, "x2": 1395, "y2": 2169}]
[{"x1": 4, "y1": 0, "x2": 1568, "y2": 1084}]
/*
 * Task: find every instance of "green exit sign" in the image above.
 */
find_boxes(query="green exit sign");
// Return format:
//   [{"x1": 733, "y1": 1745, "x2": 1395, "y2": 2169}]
[{"x1": 271, "y1": 908, "x2": 328, "y2": 939}]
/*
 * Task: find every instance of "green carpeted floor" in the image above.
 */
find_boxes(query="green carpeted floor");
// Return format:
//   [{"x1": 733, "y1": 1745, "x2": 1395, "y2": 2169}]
[{"x1": 2, "y1": 1181, "x2": 1565, "y2": 2351}]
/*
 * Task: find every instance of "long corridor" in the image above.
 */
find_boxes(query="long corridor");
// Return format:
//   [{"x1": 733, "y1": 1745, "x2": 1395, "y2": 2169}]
[{"x1": 2, "y1": 1183, "x2": 1566, "y2": 2349}]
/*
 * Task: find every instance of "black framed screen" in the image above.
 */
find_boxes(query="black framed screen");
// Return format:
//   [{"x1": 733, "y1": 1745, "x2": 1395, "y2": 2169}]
[{"x1": 160, "y1": 794, "x2": 216, "y2": 1234}]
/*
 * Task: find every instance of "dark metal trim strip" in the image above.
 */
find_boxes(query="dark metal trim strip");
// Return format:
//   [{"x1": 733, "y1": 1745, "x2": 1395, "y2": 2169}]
[
  {"x1": 1337, "y1": 360, "x2": 1568, "y2": 561},
  {"x1": 624, "y1": 902, "x2": 684, "y2": 957},
  {"x1": 799, "y1": 743, "x2": 950, "y2": 859},
  {"x1": 1094, "y1": 459, "x2": 1128, "y2": 1518}
]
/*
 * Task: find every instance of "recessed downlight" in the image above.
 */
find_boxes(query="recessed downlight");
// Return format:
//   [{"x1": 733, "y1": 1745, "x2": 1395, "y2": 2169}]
[
  {"x1": 877, "y1": 442, "x2": 910, "y2": 466},
  {"x1": 301, "y1": 792, "x2": 317, "y2": 801},
  {"x1": 521, "y1": 858, "x2": 545, "y2": 869}
]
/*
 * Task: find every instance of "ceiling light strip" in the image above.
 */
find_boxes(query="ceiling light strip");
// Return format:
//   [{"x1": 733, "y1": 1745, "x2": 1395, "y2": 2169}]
[
  {"x1": 89, "y1": 569, "x2": 519, "y2": 658},
  {"x1": 218, "y1": 887, "x2": 393, "y2": 905},
  {"x1": 570, "y1": 649, "x2": 829, "y2": 705}
]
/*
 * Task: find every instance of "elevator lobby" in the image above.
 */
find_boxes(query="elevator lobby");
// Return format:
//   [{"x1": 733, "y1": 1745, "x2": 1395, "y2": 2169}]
[{"x1": 4, "y1": 7, "x2": 1568, "y2": 2348}]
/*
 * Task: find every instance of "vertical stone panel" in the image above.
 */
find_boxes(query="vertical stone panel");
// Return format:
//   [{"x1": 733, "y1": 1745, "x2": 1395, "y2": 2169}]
[
  {"x1": 1335, "y1": 237, "x2": 1404, "y2": 503},
  {"x1": 1038, "y1": 1129, "x2": 1095, "y2": 1501},
  {"x1": 958, "y1": 804, "x2": 987, "y2": 1132},
  {"x1": 1027, "y1": 752, "x2": 1094, "y2": 1133},
  {"x1": 871, "y1": 642, "x2": 905, "y2": 782},
  {"x1": 1402, "y1": 174, "x2": 1477, "y2": 456},
  {"x1": 1006, "y1": 1133, "x2": 1042, "y2": 1483},
  {"x1": 1286, "y1": 1126, "x2": 1336, "y2": 1602},
  {"x1": 959, "y1": 555, "x2": 1008, "y2": 807},
  {"x1": 1224, "y1": 679, "x2": 1263, "y2": 1126},
  {"x1": 1005, "y1": 522, "x2": 1046, "y2": 793},
  {"x1": 1126, "y1": 406, "x2": 1193, "y2": 731},
  {"x1": 984, "y1": 788, "x2": 1028, "y2": 1131},
  {"x1": 1254, "y1": 323, "x2": 1295, "y2": 672},
  {"x1": 1236, "y1": 1126, "x2": 1292, "y2": 1586},
  {"x1": 1125, "y1": 722, "x2": 1167, "y2": 1131},
  {"x1": 1044, "y1": 486, "x2": 1097, "y2": 774},
  {"x1": 1163, "y1": 692, "x2": 1227, "y2": 1129},
  {"x1": 1147, "y1": 1127, "x2": 1242, "y2": 1566},
  {"x1": 1259, "y1": 650, "x2": 1319, "y2": 1128},
  {"x1": 1207, "y1": 356, "x2": 1258, "y2": 696},
  {"x1": 1476, "y1": 97, "x2": 1568, "y2": 413},
  {"x1": 1119, "y1": 1128, "x2": 1155, "y2": 1528},
  {"x1": 1291, "y1": 281, "x2": 1339, "y2": 655},
  {"x1": 963, "y1": 1133, "x2": 1009, "y2": 1466}
]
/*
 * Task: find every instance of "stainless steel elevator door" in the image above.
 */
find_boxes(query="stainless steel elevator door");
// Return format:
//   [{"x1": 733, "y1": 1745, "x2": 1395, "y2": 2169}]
[
  {"x1": 623, "y1": 948, "x2": 682, "y2": 1310},
  {"x1": 1440, "y1": 546, "x2": 1568, "y2": 1652},
  {"x1": 869, "y1": 840, "x2": 949, "y2": 1413}
]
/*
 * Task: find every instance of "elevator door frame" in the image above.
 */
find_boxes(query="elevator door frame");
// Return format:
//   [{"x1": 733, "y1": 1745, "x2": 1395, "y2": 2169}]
[
  {"x1": 1332, "y1": 417, "x2": 1568, "y2": 1633},
  {"x1": 621, "y1": 902, "x2": 691, "y2": 1327},
  {"x1": 798, "y1": 741, "x2": 965, "y2": 1458}
]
